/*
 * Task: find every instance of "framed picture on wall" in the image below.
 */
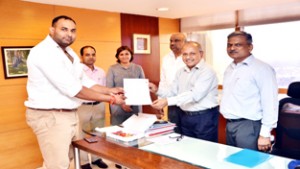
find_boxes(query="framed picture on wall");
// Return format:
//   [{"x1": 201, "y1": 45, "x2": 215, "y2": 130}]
[
  {"x1": 133, "y1": 34, "x2": 151, "y2": 54},
  {"x1": 1, "y1": 46, "x2": 32, "y2": 79}
]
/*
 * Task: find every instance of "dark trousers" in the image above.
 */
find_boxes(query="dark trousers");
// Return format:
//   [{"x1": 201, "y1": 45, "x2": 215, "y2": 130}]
[
  {"x1": 168, "y1": 106, "x2": 181, "y2": 133},
  {"x1": 178, "y1": 107, "x2": 219, "y2": 142},
  {"x1": 226, "y1": 119, "x2": 261, "y2": 150}
]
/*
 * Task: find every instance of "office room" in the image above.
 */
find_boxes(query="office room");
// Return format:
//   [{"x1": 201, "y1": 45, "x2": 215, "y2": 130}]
[{"x1": 0, "y1": 0, "x2": 299, "y2": 169}]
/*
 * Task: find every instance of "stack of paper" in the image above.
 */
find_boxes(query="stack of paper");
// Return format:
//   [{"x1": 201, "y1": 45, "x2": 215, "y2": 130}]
[
  {"x1": 145, "y1": 122, "x2": 176, "y2": 137},
  {"x1": 95, "y1": 113, "x2": 157, "y2": 146}
]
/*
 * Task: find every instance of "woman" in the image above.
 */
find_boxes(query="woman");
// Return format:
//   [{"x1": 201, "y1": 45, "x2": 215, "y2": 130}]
[{"x1": 107, "y1": 46, "x2": 145, "y2": 125}]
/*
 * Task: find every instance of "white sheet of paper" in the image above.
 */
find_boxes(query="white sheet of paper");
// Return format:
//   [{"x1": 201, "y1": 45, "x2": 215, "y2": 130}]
[
  {"x1": 122, "y1": 113, "x2": 157, "y2": 133},
  {"x1": 124, "y1": 78, "x2": 152, "y2": 105},
  {"x1": 95, "y1": 125, "x2": 122, "y2": 133}
]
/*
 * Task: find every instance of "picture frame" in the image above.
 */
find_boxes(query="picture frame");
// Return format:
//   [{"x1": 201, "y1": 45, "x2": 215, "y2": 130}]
[
  {"x1": 1, "y1": 46, "x2": 32, "y2": 79},
  {"x1": 133, "y1": 34, "x2": 151, "y2": 54}
]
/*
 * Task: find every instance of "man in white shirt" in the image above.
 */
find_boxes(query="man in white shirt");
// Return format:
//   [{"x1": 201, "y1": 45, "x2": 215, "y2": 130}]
[
  {"x1": 220, "y1": 31, "x2": 278, "y2": 152},
  {"x1": 77, "y1": 46, "x2": 108, "y2": 169},
  {"x1": 151, "y1": 41, "x2": 219, "y2": 142},
  {"x1": 25, "y1": 15, "x2": 125, "y2": 169},
  {"x1": 157, "y1": 33, "x2": 186, "y2": 132}
]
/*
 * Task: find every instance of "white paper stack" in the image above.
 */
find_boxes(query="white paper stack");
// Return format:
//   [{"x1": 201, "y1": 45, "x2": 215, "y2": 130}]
[{"x1": 95, "y1": 113, "x2": 157, "y2": 146}]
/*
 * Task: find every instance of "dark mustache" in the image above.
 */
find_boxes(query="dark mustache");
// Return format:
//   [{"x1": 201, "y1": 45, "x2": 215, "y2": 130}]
[{"x1": 229, "y1": 50, "x2": 237, "y2": 54}]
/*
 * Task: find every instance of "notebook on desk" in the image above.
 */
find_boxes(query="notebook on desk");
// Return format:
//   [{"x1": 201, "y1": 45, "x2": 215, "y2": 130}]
[{"x1": 224, "y1": 149, "x2": 272, "y2": 168}]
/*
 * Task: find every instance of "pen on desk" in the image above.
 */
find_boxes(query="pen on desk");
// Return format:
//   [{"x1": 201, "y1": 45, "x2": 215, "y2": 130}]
[{"x1": 169, "y1": 134, "x2": 184, "y2": 141}]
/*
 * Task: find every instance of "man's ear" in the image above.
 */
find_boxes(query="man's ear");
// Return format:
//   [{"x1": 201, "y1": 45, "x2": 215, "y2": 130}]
[
  {"x1": 49, "y1": 27, "x2": 54, "y2": 35},
  {"x1": 248, "y1": 44, "x2": 254, "y2": 52}
]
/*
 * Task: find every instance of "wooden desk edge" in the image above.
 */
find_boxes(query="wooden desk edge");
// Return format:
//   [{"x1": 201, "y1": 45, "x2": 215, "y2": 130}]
[{"x1": 72, "y1": 137, "x2": 202, "y2": 169}]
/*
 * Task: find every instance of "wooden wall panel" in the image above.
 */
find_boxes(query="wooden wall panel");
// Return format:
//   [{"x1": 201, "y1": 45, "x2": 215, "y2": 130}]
[
  {"x1": 159, "y1": 18, "x2": 181, "y2": 42},
  {"x1": 53, "y1": 6, "x2": 121, "y2": 42},
  {"x1": 158, "y1": 18, "x2": 180, "y2": 69},
  {"x1": 0, "y1": 129, "x2": 42, "y2": 169},
  {"x1": 0, "y1": 85, "x2": 27, "y2": 133},
  {"x1": 0, "y1": 0, "x2": 53, "y2": 39},
  {"x1": 120, "y1": 14, "x2": 160, "y2": 84},
  {"x1": 120, "y1": 14, "x2": 160, "y2": 114}
]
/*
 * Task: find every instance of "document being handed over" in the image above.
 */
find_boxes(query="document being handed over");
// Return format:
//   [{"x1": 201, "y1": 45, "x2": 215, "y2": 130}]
[{"x1": 123, "y1": 78, "x2": 152, "y2": 105}]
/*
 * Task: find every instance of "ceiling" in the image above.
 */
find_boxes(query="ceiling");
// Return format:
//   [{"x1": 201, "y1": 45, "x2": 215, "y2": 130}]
[{"x1": 23, "y1": 0, "x2": 299, "y2": 19}]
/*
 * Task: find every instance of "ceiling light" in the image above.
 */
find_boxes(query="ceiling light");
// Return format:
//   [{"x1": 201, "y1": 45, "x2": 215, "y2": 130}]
[{"x1": 157, "y1": 7, "x2": 169, "y2": 12}]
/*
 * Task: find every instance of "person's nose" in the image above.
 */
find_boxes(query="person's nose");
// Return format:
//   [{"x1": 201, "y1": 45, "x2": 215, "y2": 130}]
[
  {"x1": 183, "y1": 53, "x2": 191, "y2": 59},
  {"x1": 67, "y1": 31, "x2": 74, "y2": 37},
  {"x1": 228, "y1": 45, "x2": 235, "y2": 51}
]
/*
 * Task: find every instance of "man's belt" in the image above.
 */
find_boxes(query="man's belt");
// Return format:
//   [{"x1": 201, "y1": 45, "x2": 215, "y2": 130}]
[
  {"x1": 82, "y1": 101, "x2": 100, "y2": 105},
  {"x1": 226, "y1": 118, "x2": 248, "y2": 123},
  {"x1": 184, "y1": 106, "x2": 219, "y2": 116},
  {"x1": 28, "y1": 107, "x2": 77, "y2": 112}
]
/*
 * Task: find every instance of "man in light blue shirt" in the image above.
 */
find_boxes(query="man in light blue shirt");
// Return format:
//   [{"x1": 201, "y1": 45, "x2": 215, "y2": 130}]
[
  {"x1": 150, "y1": 41, "x2": 219, "y2": 142},
  {"x1": 220, "y1": 31, "x2": 278, "y2": 152}
]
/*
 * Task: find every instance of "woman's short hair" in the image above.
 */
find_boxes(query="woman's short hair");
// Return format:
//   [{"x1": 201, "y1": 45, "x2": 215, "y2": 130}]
[{"x1": 115, "y1": 46, "x2": 134, "y2": 63}]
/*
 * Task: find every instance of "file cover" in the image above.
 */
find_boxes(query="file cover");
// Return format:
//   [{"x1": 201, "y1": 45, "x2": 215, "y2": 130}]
[{"x1": 224, "y1": 149, "x2": 272, "y2": 168}]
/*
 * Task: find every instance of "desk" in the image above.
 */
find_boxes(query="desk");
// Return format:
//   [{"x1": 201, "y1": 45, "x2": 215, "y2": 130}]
[
  {"x1": 72, "y1": 137, "x2": 201, "y2": 169},
  {"x1": 141, "y1": 134, "x2": 293, "y2": 169},
  {"x1": 77, "y1": 121, "x2": 294, "y2": 169}
]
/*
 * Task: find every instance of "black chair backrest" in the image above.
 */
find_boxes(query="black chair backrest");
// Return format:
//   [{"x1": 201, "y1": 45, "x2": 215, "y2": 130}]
[
  {"x1": 275, "y1": 82, "x2": 300, "y2": 159},
  {"x1": 288, "y1": 82, "x2": 300, "y2": 99}
]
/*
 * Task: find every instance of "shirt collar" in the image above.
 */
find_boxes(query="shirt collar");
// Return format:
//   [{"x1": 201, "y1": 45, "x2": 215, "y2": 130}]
[
  {"x1": 230, "y1": 54, "x2": 254, "y2": 68},
  {"x1": 170, "y1": 52, "x2": 183, "y2": 60},
  {"x1": 46, "y1": 34, "x2": 72, "y2": 52},
  {"x1": 83, "y1": 64, "x2": 97, "y2": 72},
  {"x1": 242, "y1": 54, "x2": 254, "y2": 65}
]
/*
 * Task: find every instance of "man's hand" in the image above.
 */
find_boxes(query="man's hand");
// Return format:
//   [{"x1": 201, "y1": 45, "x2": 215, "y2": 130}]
[
  {"x1": 110, "y1": 87, "x2": 124, "y2": 95},
  {"x1": 151, "y1": 98, "x2": 168, "y2": 110},
  {"x1": 149, "y1": 82, "x2": 158, "y2": 93},
  {"x1": 155, "y1": 109, "x2": 164, "y2": 119},
  {"x1": 121, "y1": 104, "x2": 132, "y2": 112},
  {"x1": 258, "y1": 135, "x2": 272, "y2": 152},
  {"x1": 113, "y1": 94, "x2": 126, "y2": 105}
]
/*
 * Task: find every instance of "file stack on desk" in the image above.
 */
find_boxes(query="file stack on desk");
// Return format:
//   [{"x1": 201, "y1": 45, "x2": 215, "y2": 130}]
[
  {"x1": 145, "y1": 121, "x2": 176, "y2": 137},
  {"x1": 95, "y1": 113, "x2": 157, "y2": 147}
]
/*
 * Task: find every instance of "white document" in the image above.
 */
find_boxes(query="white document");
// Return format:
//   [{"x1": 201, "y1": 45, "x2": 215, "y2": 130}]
[
  {"x1": 122, "y1": 113, "x2": 157, "y2": 133},
  {"x1": 124, "y1": 78, "x2": 152, "y2": 105},
  {"x1": 95, "y1": 125, "x2": 122, "y2": 133},
  {"x1": 95, "y1": 113, "x2": 156, "y2": 135}
]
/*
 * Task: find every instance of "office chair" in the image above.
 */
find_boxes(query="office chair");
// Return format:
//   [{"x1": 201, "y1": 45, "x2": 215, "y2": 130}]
[{"x1": 272, "y1": 82, "x2": 300, "y2": 159}]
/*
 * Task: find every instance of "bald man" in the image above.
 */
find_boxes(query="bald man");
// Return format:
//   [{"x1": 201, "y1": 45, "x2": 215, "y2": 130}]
[{"x1": 157, "y1": 33, "x2": 186, "y2": 132}]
